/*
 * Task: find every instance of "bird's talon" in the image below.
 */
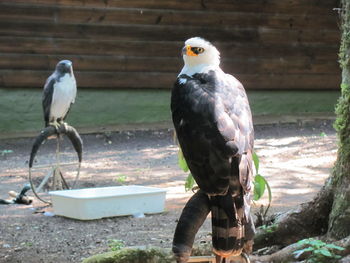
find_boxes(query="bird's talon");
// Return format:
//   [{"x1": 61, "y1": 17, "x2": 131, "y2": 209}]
[{"x1": 48, "y1": 121, "x2": 60, "y2": 132}]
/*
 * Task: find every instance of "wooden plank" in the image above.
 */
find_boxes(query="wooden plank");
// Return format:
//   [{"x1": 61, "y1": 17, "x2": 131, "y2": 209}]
[
  {"x1": 0, "y1": 20, "x2": 340, "y2": 45},
  {"x1": 222, "y1": 57, "x2": 340, "y2": 75},
  {"x1": 0, "y1": 36, "x2": 181, "y2": 57},
  {"x1": 0, "y1": 3, "x2": 339, "y2": 30},
  {"x1": 0, "y1": 54, "x2": 52, "y2": 70},
  {"x1": 239, "y1": 73, "x2": 341, "y2": 90},
  {"x1": 78, "y1": 72, "x2": 341, "y2": 90},
  {"x1": 0, "y1": 3, "x2": 54, "y2": 23},
  {"x1": 0, "y1": 70, "x2": 175, "y2": 89},
  {"x1": 0, "y1": 54, "x2": 182, "y2": 72},
  {"x1": 1, "y1": 0, "x2": 339, "y2": 14},
  {"x1": 0, "y1": 54, "x2": 340, "y2": 75},
  {"x1": 0, "y1": 0, "x2": 340, "y2": 92},
  {"x1": 0, "y1": 70, "x2": 340, "y2": 90},
  {"x1": 0, "y1": 36, "x2": 339, "y2": 59}
]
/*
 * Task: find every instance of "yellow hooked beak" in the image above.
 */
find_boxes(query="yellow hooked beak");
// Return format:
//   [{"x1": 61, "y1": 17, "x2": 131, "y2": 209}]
[{"x1": 182, "y1": 45, "x2": 198, "y2": 56}]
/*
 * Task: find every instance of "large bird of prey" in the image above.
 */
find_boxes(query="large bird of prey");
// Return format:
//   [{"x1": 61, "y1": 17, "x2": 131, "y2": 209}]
[
  {"x1": 171, "y1": 37, "x2": 255, "y2": 263},
  {"x1": 42, "y1": 60, "x2": 77, "y2": 129}
]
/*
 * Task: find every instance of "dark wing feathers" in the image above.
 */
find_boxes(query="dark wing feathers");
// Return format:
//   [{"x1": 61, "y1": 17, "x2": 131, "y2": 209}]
[{"x1": 42, "y1": 77, "x2": 55, "y2": 127}]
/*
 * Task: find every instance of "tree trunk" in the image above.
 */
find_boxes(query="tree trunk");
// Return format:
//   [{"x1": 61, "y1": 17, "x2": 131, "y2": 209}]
[
  {"x1": 254, "y1": 0, "x2": 350, "y2": 250},
  {"x1": 328, "y1": 0, "x2": 350, "y2": 239}
]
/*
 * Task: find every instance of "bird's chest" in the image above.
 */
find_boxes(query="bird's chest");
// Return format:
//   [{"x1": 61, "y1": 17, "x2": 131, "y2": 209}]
[
  {"x1": 51, "y1": 74, "x2": 76, "y2": 118},
  {"x1": 54, "y1": 75, "x2": 76, "y2": 98}
]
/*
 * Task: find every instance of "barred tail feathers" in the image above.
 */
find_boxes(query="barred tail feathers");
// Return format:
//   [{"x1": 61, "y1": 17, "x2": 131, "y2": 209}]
[{"x1": 210, "y1": 193, "x2": 245, "y2": 257}]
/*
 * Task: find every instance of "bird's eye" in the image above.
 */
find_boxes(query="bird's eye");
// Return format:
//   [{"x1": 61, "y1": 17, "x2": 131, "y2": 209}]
[{"x1": 191, "y1": 47, "x2": 205, "y2": 54}]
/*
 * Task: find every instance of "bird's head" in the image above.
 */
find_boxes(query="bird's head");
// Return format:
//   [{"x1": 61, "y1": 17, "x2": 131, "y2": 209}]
[
  {"x1": 55, "y1": 60, "x2": 73, "y2": 75},
  {"x1": 181, "y1": 37, "x2": 220, "y2": 68}
]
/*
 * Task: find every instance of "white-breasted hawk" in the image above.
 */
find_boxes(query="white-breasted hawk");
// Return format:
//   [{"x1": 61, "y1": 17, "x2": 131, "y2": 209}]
[
  {"x1": 42, "y1": 60, "x2": 76, "y2": 128},
  {"x1": 171, "y1": 37, "x2": 255, "y2": 263}
]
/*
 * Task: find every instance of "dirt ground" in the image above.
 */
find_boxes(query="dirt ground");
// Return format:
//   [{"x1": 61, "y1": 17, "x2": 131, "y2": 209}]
[{"x1": 0, "y1": 120, "x2": 338, "y2": 263}]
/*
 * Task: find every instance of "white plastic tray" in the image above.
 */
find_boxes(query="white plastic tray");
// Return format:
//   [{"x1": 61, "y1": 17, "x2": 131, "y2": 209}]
[{"x1": 49, "y1": 185, "x2": 167, "y2": 220}]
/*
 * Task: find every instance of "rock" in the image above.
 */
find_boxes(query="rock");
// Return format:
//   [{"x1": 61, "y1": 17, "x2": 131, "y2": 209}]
[{"x1": 340, "y1": 255, "x2": 350, "y2": 263}]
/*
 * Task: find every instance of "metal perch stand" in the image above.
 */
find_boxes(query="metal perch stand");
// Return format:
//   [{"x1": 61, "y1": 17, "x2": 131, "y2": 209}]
[{"x1": 28, "y1": 124, "x2": 83, "y2": 204}]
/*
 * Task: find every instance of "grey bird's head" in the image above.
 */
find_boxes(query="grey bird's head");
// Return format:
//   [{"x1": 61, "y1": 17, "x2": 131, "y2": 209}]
[{"x1": 55, "y1": 60, "x2": 73, "y2": 75}]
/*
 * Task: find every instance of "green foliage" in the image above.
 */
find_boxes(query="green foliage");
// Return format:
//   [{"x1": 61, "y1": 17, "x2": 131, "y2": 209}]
[
  {"x1": 293, "y1": 238, "x2": 345, "y2": 263},
  {"x1": 253, "y1": 151, "x2": 272, "y2": 219},
  {"x1": 177, "y1": 147, "x2": 197, "y2": 192},
  {"x1": 185, "y1": 173, "x2": 195, "y2": 192},
  {"x1": 320, "y1": 132, "x2": 327, "y2": 137},
  {"x1": 258, "y1": 223, "x2": 277, "y2": 233},
  {"x1": 115, "y1": 174, "x2": 127, "y2": 184},
  {"x1": 253, "y1": 175, "x2": 266, "y2": 201},
  {"x1": 178, "y1": 148, "x2": 189, "y2": 173},
  {"x1": 252, "y1": 151, "x2": 259, "y2": 172},
  {"x1": 253, "y1": 152, "x2": 272, "y2": 202},
  {"x1": 108, "y1": 239, "x2": 125, "y2": 252},
  {"x1": 1, "y1": 149, "x2": 13, "y2": 156}
]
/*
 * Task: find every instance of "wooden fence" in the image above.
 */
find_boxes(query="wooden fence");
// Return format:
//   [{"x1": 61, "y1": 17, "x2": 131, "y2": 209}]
[{"x1": 0, "y1": 0, "x2": 341, "y2": 90}]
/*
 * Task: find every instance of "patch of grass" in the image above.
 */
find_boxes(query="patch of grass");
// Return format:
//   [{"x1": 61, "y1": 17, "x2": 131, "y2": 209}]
[
  {"x1": 108, "y1": 239, "x2": 125, "y2": 252},
  {"x1": 320, "y1": 132, "x2": 327, "y2": 137},
  {"x1": 115, "y1": 174, "x2": 127, "y2": 184},
  {"x1": 20, "y1": 242, "x2": 33, "y2": 247}
]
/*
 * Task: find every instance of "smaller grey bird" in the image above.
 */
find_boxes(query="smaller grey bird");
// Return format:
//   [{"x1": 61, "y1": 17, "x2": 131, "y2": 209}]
[{"x1": 42, "y1": 60, "x2": 77, "y2": 129}]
